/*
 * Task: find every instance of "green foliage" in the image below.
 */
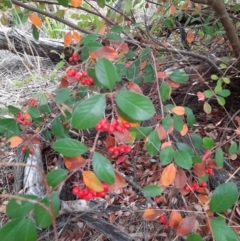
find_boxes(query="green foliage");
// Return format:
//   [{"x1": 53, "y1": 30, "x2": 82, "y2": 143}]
[
  {"x1": 146, "y1": 130, "x2": 161, "y2": 156},
  {"x1": 142, "y1": 185, "x2": 163, "y2": 197},
  {"x1": 46, "y1": 169, "x2": 68, "y2": 188}
]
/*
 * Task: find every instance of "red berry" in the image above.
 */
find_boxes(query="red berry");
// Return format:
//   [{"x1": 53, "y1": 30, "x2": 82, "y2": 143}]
[
  {"x1": 85, "y1": 192, "x2": 94, "y2": 200},
  {"x1": 124, "y1": 145, "x2": 131, "y2": 153},
  {"x1": 22, "y1": 146, "x2": 27, "y2": 152},
  {"x1": 78, "y1": 189, "x2": 84, "y2": 198},
  {"x1": 101, "y1": 118, "x2": 108, "y2": 124},
  {"x1": 113, "y1": 149, "x2": 120, "y2": 156},
  {"x1": 155, "y1": 197, "x2": 161, "y2": 203},
  {"x1": 118, "y1": 145, "x2": 125, "y2": 153},
  {"x1": 184, "y1": 185, "x2": 190, "y2": 191},
  {"x1": 69, "y1": 56, "x2": 74, "y2": 62},
  {"x1": 82, "y1": 71, "x2": 88, "y2": 77},
  {"x1": 208, "y1": 169, "x2": 214, "y2": 175},
  {"x1": 29, "y1": 149, "x2": 34, "y2": 154},
  {"x1": 102, "y1": 123, "x2": 109, "y2": 130},
  {"x1": 200, "y1": 182, "x2": 208, "y2": 188},
  {"x1": 123, "y1": 123, "x2": 131, "y2": 129},
  {"x1": 72, "y1": 52, "x2": 79, "y2": 58},
  {"x1": 75, "y1": 73, "x2": 82, "y2": 80},
  {"x1": 102, "y1": 183, "x2": 109, "y2": 192},
  {"x1": 107, "y1": 125, "x2": 115, "y2": 133},
  {"x1": 96, "y1": 191, "x2": 106, "y2": 198},
  {"x1": 16, "y1": 113, "x2": 21, "y2": 118},
  {"x1": 108, "y1": 147, "x2": 115, "y2": 153},
  {"x1": 20, "y1": 117, "x2": 25, "y2": 121},
  {"x1": 67, "y1": 70, "x2": 76, "y2": 77},
  {"x1": 88, "y1": 77, "x2": 94, "y2": 84},
  {"x1": 72, "y1": 186, "x2": 80, "y2": 195},
  {"x1": 164, "y1": 224, "x2": 170, "y2": 229},
  {"x1": 96, "y1": 123, "x2": 103, "y2": 131},
  {"x1": 111, "y1": 120, "x2": 119, "y2": 127}
]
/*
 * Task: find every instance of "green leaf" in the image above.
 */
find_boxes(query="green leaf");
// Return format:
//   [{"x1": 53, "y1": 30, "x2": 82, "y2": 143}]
[
  {"x1": 176, "y1": 142, "x2": 194, "y2": 156},
  {"x1": 210, "y1": 182, "x2": 238, "y2": 213},
  {"x1": 202, "y1": 137, "x2": 215, "y2": 149},
  {"x1": 116, "y1": 90, "x2": 155, "y2": 122},
  {"x1": 92, "y1": 152, "x2": 115, "y2": 184},
  {"x1": 46, "y1": 169, "x2": 68, "y2": 188},
  {"x1": 162, "y1": 114, "x2": 172, "y2": 131},
  {"x1": 52, "y1": 138, "x2": 88, "y2": 157},
  {"x1": 229, "y1": 142, "x2": 238, "y2": 155},
  {"x1": 8, "y1": 105, "x2": 21, "y2": 115},
  {"x1": 32, "y1": 26, "x2": 39, "y2": 41},
  {"x1": 57, "y1": 0, "x2": 69, "y2": 7},
  {"x1": 173, "y1": 114, "x2": 184, "y2": 132},
  {"x1": 6, "y1": 195, "x2": 37, "y2": 219},
  {"x1": 85, "y1": 42, "x2": 103, "y2": 51},
  {"x1": 97, "y1": 0, "x2": 105, "y2": 7},
  {"x1": 106, "y1": 33, "x2": 122, "y2": 41},
  {"x1": 142, "y1": 185, "x2": 163, "y2": 197},
  {"x1": 217, "y1": 89, "x2": 231, "y2": 97},
  {"x1": 187, "y1": 233, "x2": 203, "y2": 241},
  {"x1": 111, "y1": 25, "x2": 123, "y2": 33},
  {"x1": 160, "y1": 82, "x2": 171, "y2": 101},
  {"x1": 71, "y1": 94, "x2": 106, "y2": 130},
  {"x1": 159, "y1": 146, "x2": 174, "y2": 165},
  {"x1": 203, "y1": 102, "x2": 211, "y2": 114},
  {"x1": 191, "y1": 133, "x2": 203, "y2": 151},
  {"x1": 217, "y1": 96, "x2": 225, "y2": 106},
  {"x1": 184, "y1": 107, "x2": 196, "y2": 127},
  {"x1": 52, "y1": 118, "x2": 69, "y2": 139},
  {"x1": 28, "y1": 106, "x2": 40, "y2": 119},
  {"x1": 83, "y1": 34, "x2": 98, "y2": 45},
  {"x1": 123, "y1": 0, "x2": 132, "y2": 14},
  {"x1": 140, "y1": 47, "x2": 150, "y2": 61},
  {"x1": 204, "y1": 90, "x2": 214, "y2": 98},
  {"x1": 211, "y1": 216, "x2": 239, "y2": 241},
  {"x1": 55, "y1": 88, "x2": 70, "y2": 104},
  {"x1": 34, "y1": 192, "x2": 60, "y2": 229},
  {"x1": 222, "y1": 77, "x2": 230, "y2": 84},
  {"x1": 169, "y1": 70, "x2": 189, "y2": 83},
  {"x1": 0, "y1": 118, "x2": 20, "y2": 137},
  {"x1": 95, "y1": 58, "x2": 119, "y2": 90},
  {"x1": 211, "y1": 74, "x2": 219, "y2": 80},
  {"x1": 146, "y1": 130, "x2": 161, "y2": 156},
  {"x1": 129, "y1": 126, "x2": 152, "y2": 139},
  {"x1": 174, "y1": 150, "x2": 192, "y2": 170},
  {"x1": 215, "y1": 148, "x2": 224, "y2": 167},
  {"x1": 54, "y1": 60, "x2": 65, "y2": 70},
  {"x1": 192, "y1": 156, "x2": 202, "y2": 163}
]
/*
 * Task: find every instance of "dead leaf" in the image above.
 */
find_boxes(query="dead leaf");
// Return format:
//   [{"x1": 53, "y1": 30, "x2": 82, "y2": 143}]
[
  {"x1": 24, "y1": 112, "x2": 31, "y2": 120},
  {"x1": 166, "y1": 78, "x2": 180, "y2": 88},
  {"x1": 174, "y1": 169, "x2": 187, "y2": 189},
  {"x1": 159, "y1": 163, "x2": 176, "y2": 187},
  {"x1": 193, "y1": 163, "x2": 205, "y2": 177},
  {"x1": 176, "y1": 216, "x2": 196, "y2": 236},
  {"x1": 180, "y1": 124, "x2": 188, "y2": 136},
  {"x1": 28, "y1": 13, "x2": 42, "y2": 27},
  {"x1": 105, "y1": 135, "x2": 116, "y2": 149},
  {"x1": 64, "y1": 31, "x2": 72, "y2": 46},
  {"x1": 7, "y1": 136, "x2": 24, "y2": 148},
  {"x1": 117, "y1": 115, "x2": 140, "y2": 127},
  {"x1": 143, "y1": 208, "x2": 163, "y2": 221},
  {"x1": 70, "y1": 0, "x2": 82, "y2": 7},
  {"x1": 172, "y1": 106, "x2": 185, "y2": 116},
  {"x1": 59, "y1": 76, "x2": 69, "y2": 88},
  {"x1": 94, "y1": 46, "x2": 118, "y2": 61},
  {"x1": 161, "y1": 141, "x2": 172, "y2": 149},
  {"x1": 198, "y1": 194, "x2": 209, "y2": 204},
  {"x1": 108, "y1": 171, "x2": 126, "y2": 191},
  {"x1": 202, "y1": 150, "x2": 212, "y2": 162},
  {"x1": 99, "y1": 21, "x2": 106, "y2": 35},
  {"x1": 111, "y1": 41, "x2": 129, "y2": 54},
  {"x1": 73, "y1": 31, "x2": 81, "y2": 43},
  {"x1": 157, "y1": 72, "x2": 167, "y2": 79},
  {"x1": 186, "y1": 30, "x2": 194, "y2": 44},
  {"x1": 197, "y1": 91, "x2": 205, "y2": 101},
  {"x1": 170, "y1": 4, "x2": 176, "y2": 14},
  {"x1": 128, "y1": 82, "x2": 143, "y2": 94},
  {"x1": 82, "y1": 171, "x2": 103, "y2": 192},
  {"x1": 64, "y1": 156, "x2": 86, "y2": 171},
  {"x1": 156, "y1": 125, "x2": 167, "y2": 140},
  {"x1": 169, "y1": 210, "x2": 182, "y2": 232},
  {"x1": 114, "y1": 130, "x2": 133, "y2": 143}
]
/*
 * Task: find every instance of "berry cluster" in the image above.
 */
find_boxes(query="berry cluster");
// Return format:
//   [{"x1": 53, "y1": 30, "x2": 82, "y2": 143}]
[
  {"x1": 205, "y1": 164, "x2": 214, "y2": 175},
  {"x1": 95, "y1": 118, "x2": 131, "y2": 134},
  {"x1": 69, "y1": 52, "x2": 79, "y2": 63},
  {"x1": 22, "y1": 146, "x2": 34, "y2": 154},
  {"x1": 184, "y1": 181, "x2": 208, "y2": 192},
  {"x1": 159, "y1": 214, "x2": 169, "y2": 229},
  {"x1": 67, "y1": 70, "x2": 94, "y2": 86},
  {"x1": 62, "y1": 121, "x2": 70, "y2": 129},
  {"x1": 29, "y1": 98, "x2": 38, "y2": 108},
  {"x1": 108, "y1": 145, "x2": 131, "y2": 156},
  {"x1": 72, "y1": 183, "x2": 108, "y2": 200},
  {"x1": 15, "y1": 112, "x2": 31, "y2": 126}
]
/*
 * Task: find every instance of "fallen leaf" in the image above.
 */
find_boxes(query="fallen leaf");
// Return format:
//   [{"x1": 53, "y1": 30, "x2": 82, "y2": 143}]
[
  {"x1": 169, "y1": 210, "x2": 182, "y2": 232},
  {"x1": 117, "y1": 115, "x2": 140, "y2": 127},
  {"x1": 64, "y1": 156, "x2": 86, "y2": 171},
  {"x1": 198, "y1": 194, "x2": 209, "y2": 204},
  {"x1": 176, "y1": 216, "x2": 196, "y2": 236},
  {"x1": 159, "y1": 163, "x2": 176, "y2": 187},
  {"x1": 174, "y1": 169, "x2": 187, "y2": 189},
  {"x1": 99, "y1": 21, "x2": 106, "y2": 35},
  {"x1": 82, "y1": 171, "x2": 103, "y2": 192},
  {"x1": 157, "y1": 72, "x2": 167, "y2": 79},
  {"x1": 143, "y1": 208, "x2": 163, "y2": 221},
  {"x1": 193, "y1": 163, "x2": 205, "y2": 177},
  {"x1": 170, "y1": 4, "x2": 176, "y2": 14},
  {"x1": 111, "y1": 41, "x2": 129, "y2": 54},
  {"x1": 166, "y1": 78, "x2": 180, "y2": 88},
  {"x1": 105, "y1": 135, "x2": 116, "y2": 149},
  {"x1": 161, "y1": 141, "x2": 172, "y2": 149},
  {"x1": 108, "y1": 171, "x2": 126, "y2": 191},
  {"x1": 202, "y1": 150, "x2": 212, "y2": 162},
  {"x1": 186, "y1": 30, "x2": 194, "y2": 44},
  {"x1": 172, "y1": 106, "x2": 185, "y2": 116},
  {"x1": 156, "y1": 125, "x2": 167, "y2": 140},
  {"x1": 7, "y1": 136, "x2": 23, "y2": 148},
  {"x1": 59, "y1": 76, "x2": 69, "y2": 88},
  {"x1": 114, "y1": 130, "x2": 133, "y2": 143},
  {"x1": 128, "y1": 82, "x2": 143, "y2": 94},
  {"x1": 197, "y1": 91, "x2": 205, "y2": 101},
  {"x1": 180, "y1": 124, "x2": 188, "y2": 136}
]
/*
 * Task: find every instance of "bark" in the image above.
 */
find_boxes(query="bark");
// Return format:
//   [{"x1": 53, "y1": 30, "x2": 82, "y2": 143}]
[{"x1": 191, "y1": 0, "x2": 240, "y2": 58}]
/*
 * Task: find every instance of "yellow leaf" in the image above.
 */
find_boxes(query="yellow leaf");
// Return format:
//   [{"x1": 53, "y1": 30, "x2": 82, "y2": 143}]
[
  {"x1": 82, "y1": 171, "x2": 103, "y2": 192},
  {"x1": 159, "y1": 163, "x2": 176, "y2": 187},
  {"x1": 172, "y1": 106, "x2": 185, "y2": 116},
  {"x1": 180, "y1": 124, "x2": 188, "y2": 136},
  {"x1": 28, "y1": 13, "x2": 42, "y2": 27},
  {"x1": 73, "y1": 31, "x2": 81, "y2": 43},
  {"x1": 70, "y1": 0, "x2": 82, "y2": 7},
  {"x1": 7, "y1": 136, "x2": 24, "y2": 148},
  {"x1": 64, "y1": 31, "x2": 72, "y2": 46}
]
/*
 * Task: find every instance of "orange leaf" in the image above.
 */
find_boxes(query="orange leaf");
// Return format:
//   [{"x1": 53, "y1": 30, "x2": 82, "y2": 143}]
[
  {"x1": 193, "y1": 163, "x2": 205, "y2": 177},
  {"x1": 70, "y1": 0, "x2": 82, "y2": 7},
  {"x1": 64, "y1": 156, "x2": 86, "y2": 171},
  {"x1": 161, "y1": 141, "x2": 172, "y2": 149},
  {"x1": 174, "y1": 169, "x2": 187, "y2": 189},
  {"x1": 99, "y1": 21, "x2": 106, "y2": 35},
  {"x1": 111, "y1": 41, "x2": 129, "y2": 54},
  {"x1": 166, "y1": 78, "x2": 180, "y2": 88},
  {"x1": 117, "y1": 115, "x2": 140, "y2": 128},
  {"x1": 169, "y1": 210, "x2": 182, "y2": 232},
  {"x1": 28, "y1": 13, "x2": 42, "y2": 27},
  {"x1": 198, "y1": 194, "x2": 209, "y2": 204},
  {"x1": 108, "y1": 171, "x2": 126, "y2": 191},
  {"x1": 59, "y1": 75, "x2": 69, "y2": 88},
  {"x1": 94, "y1": 46, "x2": 118, "y2": 61},
  {"x1": 197, "y1": 91, "x2": 205, "y2": 101},
  {"x1": 128, "y1": 82, "x2": 143, "y2": 94},
  {"x1": 143, "y1": 208, "x2": 163, "y2": 221},
  {"x1": 186, "y1": 30, "x2": 194, "y2": 44},
  {"x1": 7, "y1": 136, "x2": 24, "y2": 148},
  {"x1": 159, "y1": 163, "x2": 176, "y2": 187},
  {"x1": 89, "y1": 51, "x2": 97, "y2": 62},
  {"x1": 202, "y1": 150, "x2": 212, "y2": 162},
  {"x1": 176, "y1": 216, "x2": 196, "y2": 236},
  {"x1": 236, "y1": 127, "x2": 240, "y2": 135},
  {"x1": 157, "y1": 72, "x2": 167, "y2": 79},
  {"x1": 82, "y1": 171, "x2": 103, "y2": 192},
  {"x1": 64, "y1": 31, "x2": 72, "y2": 46},
  {"x1": 180, "y1": 124, "x2": 188, "y2": 136},
  {"x1": 73, "y1": 31, "x2": 81, "y2": 43},
  {"x1": 170, "y1": 4, "x2": 176, "y2": 14},
  {"x1": 24, "y1": 112, "x2": 31, "y2": 120},
  {"x1": 105, "y1": 135, "x2": 116, "y2": 149},
  {"x1": 172, "y1": 106, "x2": 185, "y2": 115},
  {"x1": 156, "y1": 125, "x2": 167, "y2": 140}
]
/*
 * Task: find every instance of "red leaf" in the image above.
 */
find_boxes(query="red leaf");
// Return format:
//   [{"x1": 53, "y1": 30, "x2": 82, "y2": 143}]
[
  {"x1": 176, "y1": 216, "x2": 196, "y2": 236},
  {"x1": 197, "y1": 91, "x2": 205, "y2": 101},
  {"x1": 64, "y1": 31, "x2": 72, "y2": 46},
  {"x1": 111, "y1": 41, "x2": 129, "y2": 54},
  {"x1": 114, "y1": 130, "x2": 133, "y2": 143},
  {"x1": 202, "y1": 150, "x2": 212, "y2": 162},
  {"x1": 193, "y1": 163, "x2": 206, "y2": 177},
  {"x1": 94, "y1": 46, "x2": 118, "y2": 61},
  {"x1": 108, "y1": 171, "x2": 126, "y2": 191},
  {"x1": 174, "y1": 169, "x2": 187, "y2": 189},
  {"x1": 64, "y1": 156, "x2": 86, "y2": 171},
  {"x1": 128, "y1": 82, "x2": 143, "y2": 94},
  {"x1": 169, "y1": 210, "x2": 182, "y2": 232}
]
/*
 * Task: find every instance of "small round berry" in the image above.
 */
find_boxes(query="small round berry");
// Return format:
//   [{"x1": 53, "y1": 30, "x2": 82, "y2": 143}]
[
  {"x1": 118, "y1": 145, "x2": 125, "y2": 153},
  {"x1": 113, "y1": 149, "x2": 120, "y2": 156},
  {"x1": 108, "y1": 125, "x2": 115, "y2": 133},
  {"x1": 72, "y1": 186, "x2": 80, "y2": 195},
  {"x1": 208, "y1": 169, "x2": 214, "y2": 175},
  {"x1": 72, "y1": 52, "x2": 79, "y2": 58},
  {"x1": 200, "y1": 182, "x2": 208, "y2": 188},
  {"x1": 184, "y1": 185, "x2": 190, "y2": 191},
  {"x1": 73, "y1": 56, "x2": 79, "y2": 62},
  {"x1": 69, "y1": 56, "x2": 74, "y2": 62},
  {"x1": 82, "y1": 71, "x2": 88, "y2": 77},
  {"x1": 124, "y1": 145, "x2": 131, "y2": 153},
  {"x1": 123, "y1": 123, "x2": 131, "y2": 129},
  {"x1": 22, "y1": 146, "x2": 27, "y2": 152},
  {"x1": 155, "y1": 197, "x2": 161, "y2": 203},
  {"x1": 29, "y1": 149, "x2": 34, "y2": 154},
  {"x1": 96, "y1": 191, "x2": 106, "y2": 198},
  {"x1": 108, "y1": 147, "x2": 115, "y2": 153},
  {"x1": 102, "y1": 183, "x2": 109, "y2": 192},
  {"x1": 96, "y1": 123, "x2": 103, "y2": 131}
]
